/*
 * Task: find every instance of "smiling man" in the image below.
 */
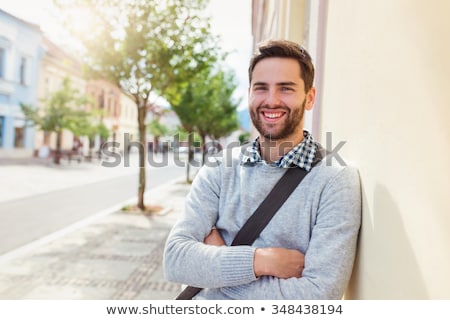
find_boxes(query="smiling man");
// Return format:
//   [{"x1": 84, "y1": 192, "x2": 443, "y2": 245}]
[
  {"x1": 248, "y1": 53, "x2": 315, "y2": 163},
  {"x1": 164, "y1": 40, "x2": 362, "y2": 300}
]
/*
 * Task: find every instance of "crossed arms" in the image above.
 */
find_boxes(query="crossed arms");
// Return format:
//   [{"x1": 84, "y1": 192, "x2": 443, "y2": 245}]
[
  {"x1": 164, "y1": 162, "x2": 361, "y2": 299},
  {"x1": 205, "y1": 228, "x2": 305, "y2": 279}
]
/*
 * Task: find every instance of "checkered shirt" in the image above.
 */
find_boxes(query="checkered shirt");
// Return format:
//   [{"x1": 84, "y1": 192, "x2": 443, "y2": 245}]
[{"x1": 241, "y1": 130, "x2": 318, "y2": 171}]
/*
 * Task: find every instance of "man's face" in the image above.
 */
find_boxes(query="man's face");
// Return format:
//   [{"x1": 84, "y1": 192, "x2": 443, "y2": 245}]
[{"x1": 249, "y1": 57, "x2": 315, "y2": 142}]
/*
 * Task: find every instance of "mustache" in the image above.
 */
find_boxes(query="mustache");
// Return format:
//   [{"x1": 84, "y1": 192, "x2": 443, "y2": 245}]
[{"x1": 256, "y1": 104, "x2": 290, "y2": 113}]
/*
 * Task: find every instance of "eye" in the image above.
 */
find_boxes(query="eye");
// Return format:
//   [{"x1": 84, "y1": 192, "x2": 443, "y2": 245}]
[{"x1": 281, "y1": 86, "x2": 294, "y2": 92}]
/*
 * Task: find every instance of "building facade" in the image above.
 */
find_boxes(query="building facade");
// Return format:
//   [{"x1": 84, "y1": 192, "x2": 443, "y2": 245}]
[
  {"x1": 251, "y1": 0, "x2": 450, "y2": 299},
  {"x1": 86, "y1": 79, "x2": 119, "y2": 152},
  {"x1": 117, "y1": 91, "x2": 139, "y2": 152},
  {"x1": 1, "y1": 9, "x2": 140, "y2": 159},
  {"x1": 0, "y1": 9, "x2": 42, "y2": 156},
  {"x1": 35, "y1": 36, "x2": 87, "y2": 153}
]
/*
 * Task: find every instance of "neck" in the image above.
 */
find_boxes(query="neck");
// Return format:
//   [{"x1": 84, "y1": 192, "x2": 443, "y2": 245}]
[{"x1": 259, "y1": 131, "x2": 305, "y2": 163}]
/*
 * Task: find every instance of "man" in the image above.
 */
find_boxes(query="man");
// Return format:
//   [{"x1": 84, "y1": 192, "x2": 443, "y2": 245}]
[{"x1": 164, "y1": 40, "x2": 361, "y2": 299}]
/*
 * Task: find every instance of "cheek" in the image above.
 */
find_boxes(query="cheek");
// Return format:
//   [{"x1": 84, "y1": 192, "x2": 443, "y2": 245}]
[{"x1": 248, "y1": 95, "x2": 259, "y2": 108}]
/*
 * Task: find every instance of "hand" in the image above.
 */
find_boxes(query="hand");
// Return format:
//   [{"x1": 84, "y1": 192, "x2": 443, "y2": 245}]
[
  {"x1": 254, "y1": 248, "x2": 305, "y2": 279},
  {"x1": 204, "y1": 228, "x2": 226, "y2": 246}
]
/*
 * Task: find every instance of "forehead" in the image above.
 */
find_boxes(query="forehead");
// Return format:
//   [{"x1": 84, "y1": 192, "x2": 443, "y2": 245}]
[{"x1": 251, "y1": 57, "x2": 302, "y2": 84}]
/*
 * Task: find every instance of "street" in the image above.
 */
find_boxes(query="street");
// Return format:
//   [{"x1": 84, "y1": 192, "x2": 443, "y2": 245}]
[{"x1": 0, "y1": 155, "x2": 188, "y2": 256}]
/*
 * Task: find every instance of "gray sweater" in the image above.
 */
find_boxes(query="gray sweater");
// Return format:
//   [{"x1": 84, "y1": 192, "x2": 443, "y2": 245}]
[{"x1": 163, "y1": 146, "x2": 361, "y2": 299}]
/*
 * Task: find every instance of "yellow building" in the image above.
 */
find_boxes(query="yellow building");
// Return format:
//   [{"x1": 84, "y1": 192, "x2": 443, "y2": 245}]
[
  {"x1": 35, "y1": 36, "x2": 87, "y2": 154},
  {"x1": 37, "y1": 41, "x2": 139, "y2": 158},
  {"x1": 251, "y1": 0, "x2": 450, "y2": 299},
  {"x1": 117, "y1": 91, "x2": 138, "y2": 152},
  {"x1": 86, "y1": 79, "x2": 138, "y2": 154}
]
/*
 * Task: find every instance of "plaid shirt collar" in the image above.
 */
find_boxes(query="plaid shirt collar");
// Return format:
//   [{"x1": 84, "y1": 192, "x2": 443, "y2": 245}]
[{"x1": 241, "y1": 130, "x2": 318, "y2": 171}]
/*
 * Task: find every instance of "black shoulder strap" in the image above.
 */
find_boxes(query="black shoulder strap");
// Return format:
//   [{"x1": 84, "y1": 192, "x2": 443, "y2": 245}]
[
  {"x1": 231, "y1": 167, "x2": 308, "y2": 246},
  {"x1": 233, "y1": 143, "x2": 324, "y2": 247},
  {"x1": 175, "y1": 144, "x2": 324, "y2": 300}
]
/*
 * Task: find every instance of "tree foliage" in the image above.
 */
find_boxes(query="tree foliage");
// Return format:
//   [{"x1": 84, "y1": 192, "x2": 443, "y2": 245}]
[
  {"x1": 55, "y1": 0, "x2": 221, "y2": 209},
  {"x1": 148, "y1": 118, "x2": 171, "y2": 138},
  {"x1": 69, "y1": 110, "x2": 110, "y2": 159},
  {"x1": 196, "y1": 69, "x2": 240, "y2": 142},
  {"x1": 166, "y1": 65, "x2": 240, "y2": 167},
  {"x1": 21, "y1": 77, "x2": 92, "y2": 164}
]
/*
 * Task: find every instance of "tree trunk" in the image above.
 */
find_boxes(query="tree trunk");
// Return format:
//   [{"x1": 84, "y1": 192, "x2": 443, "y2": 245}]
[
  {"x1": 87, "y1": 137, "x2": 94, "y2": 162},
  {"x1": 153, "y1": 135, "x2": 160, "y2": 153},
  {"x1": 200, "y1": 133, "x2": 206, "y2": 166},
  {"x1": 186, "y1": 131, "x2": 194, "y2": 183},
  {"x1": 43, "y1": 131, "x2": 50, "y2": 145},
  {"x1": 137, "y1": 104, "x2": 147, "y2": 210},
  {"x1": 54, "y1": 131, "x2": 62, "y2": 165}
]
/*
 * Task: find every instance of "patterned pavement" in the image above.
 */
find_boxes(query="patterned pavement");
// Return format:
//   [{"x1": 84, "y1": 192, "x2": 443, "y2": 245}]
[{"x1": 0, "y1": 158, "x2": 189, "y2": 300}]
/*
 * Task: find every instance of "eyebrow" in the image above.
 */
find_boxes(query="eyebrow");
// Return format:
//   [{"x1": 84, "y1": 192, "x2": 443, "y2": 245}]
[
  {"x1": 277, "y1": 81, "x2": 298, "y2": 86},
  {"x1": 252, "y1": 81, "x2": 298, "y2": 87}
]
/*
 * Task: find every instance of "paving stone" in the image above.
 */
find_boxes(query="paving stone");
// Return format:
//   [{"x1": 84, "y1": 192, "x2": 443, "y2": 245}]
[
  {"x1": 91, "y1": 240, "x2": 158, "y2": 258},
  {"x1": 0, "y1": 174, "x2": 192, "y2": 300},
  {"x1": 0, "y1": 256, "x2": 59, "y2": 276},
  {"x1": 21, "y1": 285, "x2": 116, "y2": 299},
  {"x1": 135, "y1": 287, "x2": 180, "y2": 300},
  {"x1": 56, "y1": 259, "x2": 140, "y2": 282}
]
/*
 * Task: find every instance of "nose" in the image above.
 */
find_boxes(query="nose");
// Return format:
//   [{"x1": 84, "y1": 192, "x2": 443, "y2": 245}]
[{"x1": 266, "y1": 88, "x2": 281, "y2": 106}]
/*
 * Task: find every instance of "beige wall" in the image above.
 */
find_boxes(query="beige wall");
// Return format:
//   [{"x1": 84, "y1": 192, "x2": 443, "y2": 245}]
[
  {"x1": 319, "y1": 0, "x2": 450, "y2": 299},
  {"x1": 252, "y1": 0, "x2": 281, "y2": 48},
  {"x1": 280, "y1": 0, "x2": 306, "y2": 43},
  {"x1": 252, "y1": 0, "x2": 306, "y2": 43}
]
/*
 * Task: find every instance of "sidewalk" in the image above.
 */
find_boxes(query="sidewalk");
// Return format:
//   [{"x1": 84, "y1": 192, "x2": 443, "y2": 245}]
[
  {"x1": 0, "y1": 154, "x2": 140, "y2": 203},
  {"x1": 0, "y1": 156, "x2": 191, "y2": 299}
]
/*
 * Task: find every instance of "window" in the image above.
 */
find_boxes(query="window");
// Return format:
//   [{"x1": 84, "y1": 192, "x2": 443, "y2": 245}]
[
  {"x1": 14, "y1": 126, "x2": 24, "y2": 147},
  {"x1": 13, "y1": 118, "x2": 25, "y2": 148},
  {"x1": 20, "y1": 57, "x2": 27, "y2": 85},
  {"x1": 0, "y1": 48, "x2": 5, "y2": 79},
  {"x1": 98, "y1": 91, "x2": 105, "y2": 109}
]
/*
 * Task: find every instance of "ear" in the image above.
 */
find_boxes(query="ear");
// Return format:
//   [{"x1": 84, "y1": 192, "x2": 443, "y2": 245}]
[{"x1": 305, "y1": 87, "x2": 316, "y2": 111}]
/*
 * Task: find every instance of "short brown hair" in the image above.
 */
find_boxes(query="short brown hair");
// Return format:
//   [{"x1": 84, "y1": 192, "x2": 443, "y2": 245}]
[{"x1": 248, "y1": 39, "x2": 315, "y2": 92}]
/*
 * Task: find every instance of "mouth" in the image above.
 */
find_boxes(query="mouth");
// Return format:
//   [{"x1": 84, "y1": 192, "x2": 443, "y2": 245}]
[{"x1": 261, "y1": 110, "x2": 286, "y2": 122}]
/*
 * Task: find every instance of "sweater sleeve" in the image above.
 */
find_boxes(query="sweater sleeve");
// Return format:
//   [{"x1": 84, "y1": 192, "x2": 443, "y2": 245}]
[
  {"x1": 163, "y1": 161, "x2": 258, "y2": 288},
  {"x1": 220, "y1": 166, "x2": 362, "y2": 299}
]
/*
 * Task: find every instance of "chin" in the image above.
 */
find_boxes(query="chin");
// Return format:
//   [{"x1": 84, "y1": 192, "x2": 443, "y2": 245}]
[{"x1": 262, "y1": 132, "x2": 283, "y2": 140}]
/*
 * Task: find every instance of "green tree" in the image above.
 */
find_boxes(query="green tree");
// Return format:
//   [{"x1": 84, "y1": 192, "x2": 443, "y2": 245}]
[
  {"x1": 148, "y1": 117, "x2": 170, "y2": 153},
  {"x1": 21, "y1": 77, "x2": 91, "y2": 164},
  {"x1": 196, "y1": 69, "x2": 240, "y2": 161},
  {"x1": 70, "y1": 111, "x2": 110, "y2": 160},
  {"x1": 167, "y1": 79, "x2": 201, "y2": 182},
  {"x1": 167, "y1": 66, "x2": 240, "y2": 165},
  {"x1": 55, "y1": 0, "x2": 220, "y2": 210},
  {"x1": 172, "y1": 127, "x2": 201, "y2": 182},
  {"x1": 238, "y1": 132, "x2": 251, "y2": 144}
]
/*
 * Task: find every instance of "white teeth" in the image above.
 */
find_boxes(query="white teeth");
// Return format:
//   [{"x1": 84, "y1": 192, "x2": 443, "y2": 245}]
[{"x1": 265, "y1": 112, "x2": 282, "y2": 119}]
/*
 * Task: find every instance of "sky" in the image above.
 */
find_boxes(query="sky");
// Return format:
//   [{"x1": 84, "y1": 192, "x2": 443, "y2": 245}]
[{"x1": 0, "y1": 0, "x2": 253, "y2": 111}]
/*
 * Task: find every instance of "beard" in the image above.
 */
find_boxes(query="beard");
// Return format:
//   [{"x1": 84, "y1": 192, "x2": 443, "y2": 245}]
[{"x1": 250, "y1": 99, "x2": 306, "y2": 141}]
